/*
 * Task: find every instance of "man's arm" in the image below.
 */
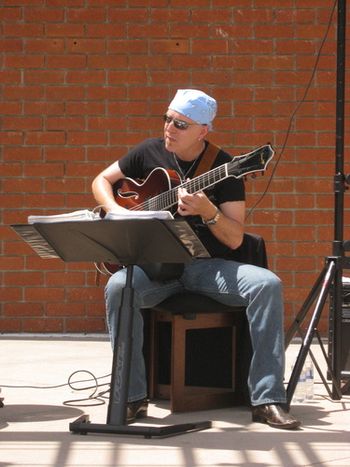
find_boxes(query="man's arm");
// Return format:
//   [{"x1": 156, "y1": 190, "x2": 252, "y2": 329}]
[
  {"x1": 177, "y1": 187, "x2": 245, "y2": 250},
  {"x1": 92, "y1": 161, "x2": 128, "y2": 213}
]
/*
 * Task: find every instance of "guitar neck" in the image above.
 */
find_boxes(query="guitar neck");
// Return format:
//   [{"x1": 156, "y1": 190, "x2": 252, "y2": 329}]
[
  {"x1": 136, "y1": 163, "x2": 230, "y2": 212},
  {"x1": 129, "y1": 143, "x2": 273, "y2": 212}
]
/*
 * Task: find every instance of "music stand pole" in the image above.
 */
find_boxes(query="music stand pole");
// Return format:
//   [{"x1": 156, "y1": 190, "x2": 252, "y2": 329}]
[{"x1": 106, "y1": 264, "x2": 134, "y2": 425}]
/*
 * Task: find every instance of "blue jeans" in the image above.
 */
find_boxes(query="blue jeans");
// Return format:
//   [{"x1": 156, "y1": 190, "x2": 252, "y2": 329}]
[{"x1": 105, "y1": 258, "x2": 287, "y2": 406}]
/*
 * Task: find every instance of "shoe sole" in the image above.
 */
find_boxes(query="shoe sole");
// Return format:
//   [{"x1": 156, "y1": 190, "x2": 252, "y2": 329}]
[
  {"x1": 252, "y1": 414, "x2": 301, "y2": 430},
  {"x1": 127, "y1": 407, "x2": 148, "y2": 424}
]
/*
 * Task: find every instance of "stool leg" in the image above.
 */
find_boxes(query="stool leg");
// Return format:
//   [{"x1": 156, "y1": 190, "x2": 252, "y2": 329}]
[
  {"x1": 170, "y1": 315, "x2": 186, "y2": 412},
  {"x1": 148, "y1": 311, "x2": 156, "y2": 400}
]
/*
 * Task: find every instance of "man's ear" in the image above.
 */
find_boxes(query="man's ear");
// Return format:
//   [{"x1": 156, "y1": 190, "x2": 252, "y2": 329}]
[{"x1": 199, "y1": 125, "x2": 209, "y2": 140}]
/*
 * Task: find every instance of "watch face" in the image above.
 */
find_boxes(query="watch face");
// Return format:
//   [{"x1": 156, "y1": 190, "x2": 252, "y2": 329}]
[{"x1": 203, "y1": 210, "x2": 219, "y2": 225}]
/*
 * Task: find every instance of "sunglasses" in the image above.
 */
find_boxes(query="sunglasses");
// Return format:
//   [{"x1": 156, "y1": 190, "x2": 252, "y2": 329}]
[{"x1": 163, "y1": 114, "x2": 199, "y2": 130}]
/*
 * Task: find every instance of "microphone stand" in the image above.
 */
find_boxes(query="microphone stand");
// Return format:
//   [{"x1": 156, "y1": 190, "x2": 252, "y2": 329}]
[{"x1": 285, "y1": 0, "x2": 349, "y2": 406}]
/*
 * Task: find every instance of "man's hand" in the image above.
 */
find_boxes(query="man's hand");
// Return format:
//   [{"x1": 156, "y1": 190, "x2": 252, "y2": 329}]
[{"x1": 177, "y1": 187, "x2": 217, "y2": 219}]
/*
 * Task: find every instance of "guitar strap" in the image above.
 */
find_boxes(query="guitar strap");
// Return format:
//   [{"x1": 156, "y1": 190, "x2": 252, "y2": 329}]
[
  {"x1": 193, "y1": 141, "x2": 221, "y2": 177},
  {"x1": 141, "y1": 142, "x2": 222, "y2": 282}
]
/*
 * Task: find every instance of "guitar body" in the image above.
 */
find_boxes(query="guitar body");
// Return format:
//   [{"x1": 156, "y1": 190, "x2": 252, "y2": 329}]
[
  {"x1": 113, "y1": 167, "x2": 182, "y2": 211},
  {"x1": 97, "y1": 167, "x2": 183, "y2": 277}
]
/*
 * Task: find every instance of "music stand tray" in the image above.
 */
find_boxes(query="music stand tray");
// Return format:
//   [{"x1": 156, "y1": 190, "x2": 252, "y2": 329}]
[{"x1": 12, "y1": 218, "x2": 212, "y2": 438}]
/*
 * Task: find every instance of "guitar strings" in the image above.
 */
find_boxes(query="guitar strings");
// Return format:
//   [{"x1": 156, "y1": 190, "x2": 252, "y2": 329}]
[
  {"x1": 133, "y1": 163, "x2": 231, "y2": 211},
  {"x1": 132, "y1": 145, "x2": 271, "y2": 212}
]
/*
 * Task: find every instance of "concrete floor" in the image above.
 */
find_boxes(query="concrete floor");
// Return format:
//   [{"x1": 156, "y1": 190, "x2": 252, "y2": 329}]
[{"x1": 0, "y1": 335, "x2": 349, "y2": 467}]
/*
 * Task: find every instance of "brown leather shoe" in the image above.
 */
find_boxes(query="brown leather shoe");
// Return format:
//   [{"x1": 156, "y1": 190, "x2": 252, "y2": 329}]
[
  {"x1": 252, "y1": 404, "x2": 301, "y2": 430},
  {"x1": 127, "y1": 398, "x2": 148, "y2": 424}
]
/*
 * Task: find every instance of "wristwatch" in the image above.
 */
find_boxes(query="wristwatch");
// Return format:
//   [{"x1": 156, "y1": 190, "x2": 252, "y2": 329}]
[{"x1": 202, "y1": 208, "x2": 220, "y2": 225}]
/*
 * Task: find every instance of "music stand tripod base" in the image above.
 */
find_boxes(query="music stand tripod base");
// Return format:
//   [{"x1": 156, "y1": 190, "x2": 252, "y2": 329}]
[{"x1": 69, "y1": 415, "x2": 212, "y2": 439}]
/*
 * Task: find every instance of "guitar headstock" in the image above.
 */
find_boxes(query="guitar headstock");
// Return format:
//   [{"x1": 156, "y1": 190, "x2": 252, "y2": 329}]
[{"x1": 229, "y1": 144, "x2": 275, "y2": 179}]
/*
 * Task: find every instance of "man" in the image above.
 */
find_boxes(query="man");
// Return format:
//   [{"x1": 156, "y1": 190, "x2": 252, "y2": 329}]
[{"x1": 92, "y1": 89, "x2": 301, "y2": 430}]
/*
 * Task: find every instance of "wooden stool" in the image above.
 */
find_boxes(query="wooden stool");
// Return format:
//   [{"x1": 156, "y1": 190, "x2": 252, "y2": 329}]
[{"x1": 147, "y1": 293, "x2": 251, "y2": 412}]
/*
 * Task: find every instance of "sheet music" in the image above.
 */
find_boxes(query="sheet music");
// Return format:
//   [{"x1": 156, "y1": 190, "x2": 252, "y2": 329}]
[
  {"x1": 28, "y1": 209, "x2": 99, "y2": 224},
  {"x1": 104, "y1": 210, "x2": 174, "y2": 220}
]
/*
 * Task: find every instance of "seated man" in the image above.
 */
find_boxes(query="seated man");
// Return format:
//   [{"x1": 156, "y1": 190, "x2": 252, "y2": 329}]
[{"x1": 92, "y1": 89, "x2": 301, "y2": 430}]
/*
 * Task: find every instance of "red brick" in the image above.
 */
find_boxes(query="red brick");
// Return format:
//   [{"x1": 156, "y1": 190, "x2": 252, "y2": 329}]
[
  {"x1": 87, "y1": 24, "x2": 126, "y2": 38},
  {"x1": 22, "y1": 318, "x2": 64, "y2": 333},
  {"x1": 24, "y1": 7, "x2": 64, "y2": 22},
  {"x1": 23, "y1": 162, "x2": 65, "y2": 177},
  {"x1": 24, "y1": 70, "x2": 65, "y2": 84},
  {"x1": 3, "y1": 23, "x2": 44, "y2": 37},
  {"x1": 88, "y1": 55, "x2": 128, "y2": 69},
  {"x1": 46, "y1": 116, "x2": 85, "y2": 131},
  {"x1": 66, "y1": 38, "x2": 106, "y2": 53},
  {"x1": 24, "y1": 193, "x2": 65, "y2": 207},
  {"x1": 108, "y1": 7, "x2": 148, "y2": 23},
  {"x1": 87, "y1": 116, "x2": 125, "y2": 130},
  {"x1": 4, "y1": 302, "x2": 44, "y2": 317},
  {"x1": 0, "y1": 319, "x2": 22, "y2": 333},
  {"x1": 5, "y1": 55, "x2": 45, "y2": 69},
  {"x1": 46, "y1": 55, "x2": 87, "y2": 69},
  {"x1": 25, "y1": 131, "x2": 66, "y2": 146},
  {"x1": 150, "y1": 39, "x2": 189, "y2": 54},
  {"x1": 46, "y1": 302, "x2": 85, "y2": 317},
  {"x1": 0, "y1": 70, "x2": 22, "y2": 83},
  {"x1": 24, "y1": 101, "x2": 65, "y2": 115},
  {"x1": 66, "y1": 287, "x2": 103, "y2": 302},
  {"x1": 4, "y1": 271, "x2": 44, "y2": 286},
  {"x1": 45, "y1": 178, "x2": 85, "y2": 193},
  {"x1": 25, "y1": 38, "x2": 65, "y2": 53},
  {"x1": 66, "y1": 193, "x2": 96, "y2": 207},
  {"x1": 4, "y1": 85, "x2": 44, "y2": 100},
  {"x1": 0, "y1": 102, "x2": 22, "y2": 115},
  {"x1": 108, "y1": 39, "x2": 148, "y2": 54},
  {"x1": 67, "y1": 8, "x2": 105, "y2": 22},
  {"x1": 3, "y1": 116, "x2": 43, "y2": 130},
  {"x1": 65, "y1": 318, "x2": 106, "y2": 333},
  {"x1": 3, "y1": 147, "x2": 42, "y2": 162},
  {"x1": 67, "y1": 131, "x2": 107, "y2": 146},
  {"x1": 25, "y1": 287, "x2": 65, "y2": 302},
  {"x1": 0, "y1": 7, "x2": 22, "y2": 21},
  {"x1": 46, "y1": 23, "x2": 84, "y2": 37},
  {"x1": 86, "y1": 86, "x2": 126, "y2": 100},
  {"x1": 45, "y1": 272, "x2": 86, "y2": 286},
  {"x1": 0, "y1": 286, "x2": 23, "y2": 302},
  {"x1": 0, "y1": 131, "x2": 22, "y2": 145},
  {"x1": 45, "y1": 147, "x2": 85, "y2": 161}
]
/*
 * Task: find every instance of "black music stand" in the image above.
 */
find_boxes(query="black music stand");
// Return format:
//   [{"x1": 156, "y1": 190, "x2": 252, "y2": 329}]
[{"x1": 12, "y1": 218, "x2": 212, "y2": 438}]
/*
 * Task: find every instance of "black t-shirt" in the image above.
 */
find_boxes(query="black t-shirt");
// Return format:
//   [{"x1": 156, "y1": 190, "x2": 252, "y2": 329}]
[{"x1": 118, "y1": 137, "x2": 245, "y2": 258}]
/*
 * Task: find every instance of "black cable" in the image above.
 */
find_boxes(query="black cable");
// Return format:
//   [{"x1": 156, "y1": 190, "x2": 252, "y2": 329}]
[
  {"x1": 246, "y1": 0, "x2": 338, "y2": 219},
  {"x1": 0, "y1": 372, "x2": 111, "y2": 390},
  {"x1": 63, "y1": 370, "x2": 109, "y2": 407},
  {"x1": 1, "y1": 370, "x2": 111, "y2": 407}
]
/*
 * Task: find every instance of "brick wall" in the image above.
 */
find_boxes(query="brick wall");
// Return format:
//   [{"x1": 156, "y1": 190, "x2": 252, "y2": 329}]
[{"x1": 1, "y1": 0, "x2": 349, "y2": 335}]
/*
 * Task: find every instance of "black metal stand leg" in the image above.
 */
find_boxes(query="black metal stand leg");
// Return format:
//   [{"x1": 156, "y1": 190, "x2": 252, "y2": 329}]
[
  {"x1": 69, "y1": 264, "x2": 212, "y2": 438},
  {"x1": 285, "y1": 265, "x2": 329, "y2": 349},
  {"x1": 107, "y1": 264, "x2": 134, "y2": 425},
  {"x1": 286, "y1": 259, "x2": 342, "y2": 408}
]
